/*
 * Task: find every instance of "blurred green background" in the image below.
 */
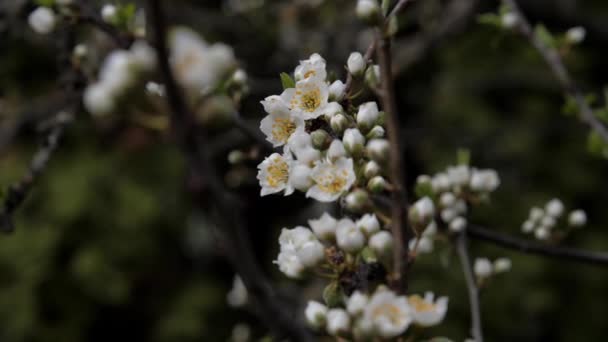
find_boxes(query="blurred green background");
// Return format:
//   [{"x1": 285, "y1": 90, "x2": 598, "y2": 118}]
[{"x1": 2, "y1": 0, "x2": 608, "y2": 341}]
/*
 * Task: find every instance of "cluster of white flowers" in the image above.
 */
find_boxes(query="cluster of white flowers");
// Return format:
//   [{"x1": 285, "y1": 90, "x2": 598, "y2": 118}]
[
  {"x1": 306, "y1": 287, "x2": 447, "y2": 339},
  {"x1": 474, "y1": 257, "x2": 512, "y2": 280},
  {"x1": 169, "y1": 27, "x2": 237, "y2": 95},
  {"x1": 257, "y1": 52, "x2": 390, "y2": 203},
  {"x1": 84, "y1": 41, "x2": 157, "y2": 115},
  {"x1": 521, "y1": 198, "x2": 587, "y2": 240}
]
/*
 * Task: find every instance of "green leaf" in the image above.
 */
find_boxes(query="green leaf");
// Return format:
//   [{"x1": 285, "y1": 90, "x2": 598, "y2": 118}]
[
  {"x1": 414, "y1": 181, "x2": 434, "y2": 199},
  {"x1": 534, "y1": 24, "x2": 556, "y2": 48},
  {"x1": 457, "y1": 148, "x2": 471, "y2": 166},
  {"x1": 322, "y1": 281, "x2": 343, "y2": 308},
  {"x1": 477, "y1": 13, "x2": 502, "y2": 28},
  {"x1": 587, "y1": 131, "x2": 608, "y2": 158},
  {"x1": 562, "y1": 95, "x2": 578, "y2": 116},
  {"x1": 279, "y1": 72, "x2": 295, "y2": 89}
]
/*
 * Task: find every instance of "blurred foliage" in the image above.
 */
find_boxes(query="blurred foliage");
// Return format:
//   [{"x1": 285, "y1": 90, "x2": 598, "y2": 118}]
[{"x1": 2, "y1": 0, "x2": 608, "y2": 341}]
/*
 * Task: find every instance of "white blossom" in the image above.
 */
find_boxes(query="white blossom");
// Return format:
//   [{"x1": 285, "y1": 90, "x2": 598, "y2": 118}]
[
  {"x1": 449, "y1": 216, "x2": 467, "y2": 233},
  {"x1": 329, "y1": 80, "x2": 346, "y2": 101},
  {"x1": 29, "y1": 7, "x2": 55, "y2": 34},
  {"x1": 356, "y1": 0, "x2": 380, "y2": 22},
  {"x1": 343, "y1": 128, "x2": 366, "y2": 155},
  {"x1": 470, "y1": 169, "x2": 500, "y2": 192},
  {"x1": 257, "y1": 152, "x2": 294, "y2": 196},
  {"x1": 297, "y1": 239, "x2": 325, "y2": 268},
  {"x1": 288, "y1": 162, "x2": 313, "y2": 191},
  {"x1": 347, "y1": 52, "x2": 366, "y2": 76},
  {"x1": 363, "y1": 160, "x2": 381, "y2": 179},
  {"x1": 294, "y1": 53, "x2": 327, "y2": 81},
  {"x1": 366, "y1": 139, "x2": 389, "y2": 162},
  {"x1": 305, "y1": 301, "x2": 328, "y2": 329},
  {"x1": 347, "y1": 291, "x2": 369, "y2": 316},
  {"x1": 446, "y1": 165, "x2": 470, "y2": 187},
  {"x1": 287, "y1": 131, "x2": 322, "y2": 165},
  {"x1": 362, "y1": 289, "x2": 412, "y2": 339},
  {"x1": 408, "y1": 292, "x2": 448, "y2": 327},
  {"x1": 335, "y1": 218, "x2": 366, "y2": 253},
  {"x1": 307, "y1": 157, "x2": 356, "y2": 202},
  {"x1": 566, "y1": 26, "x2": 586, "y2": 44},
  {"x1": 493, "y1": 258, "x2": 512, "y2": 273},
  {"x1": 323, "y1": 101, "x2": 344, "y2": 118},
  {"x1": 521, "y1": 220, "x2": 535, "y2": 233},
  {"x1": 83, "y1": 83, "x2": 114, "y2": 115},
  {"x1": 535, "y1": 226, "x2": 550, "y2": 240},
  {"x1": 129, "y1": 40, "x2": 157, "y2": 71},
  {"x1": 529, "y1": 207, "x2": 544, "y2": 222},
  {"x1": 309, "y1": 212, "x2": 338, "y2": 241},
  {"x1": 282, "y1": 77, "x2": 329, "y2": 120},
  {"x1": 259, "y1": 98, "x2": 304, "y2": 147},
  {"x1": 101, "y1": 4, "x2": 118, "y2": 23},
  {"x1": 439, "y1": 192, "x2": 456, "y2": 208},
  {"x1": 227, "y1": 275, "x2": 248, "y2": 307},
  {"x1": 409, "y1": 236, "x2": 433, "y2": 254},
  {"x1": 327, "y1": 308, "x2": 351, "y2": 335},
  {"x1": 275, "y1": 227, "x2": 321, "y2": 278},
  {"x1": 501, "y1": 12, "x2": 518, "y2": 28},
  {"x1": 356, "y1": 101, "x2": 380, "y2": 131},
  {"x1": 232, "y1": 69, "x2": 247, "y2": 85},
  {"x1": 540, "y1": 215, "x2": 556, "y2": 229},
  {"x1": 431, "y1": 173, "x2": 451, "y2": 193},
  {"x1": 410, "y1": 197, "x2": 435, "y2": 225},
  {"x1": 473, "y1": 258, "x2": 493, "y2": 278},
  {"x1": 356, "y1": 214, "x2": 380, "y2": 236},
  {"x1": 568, "y1": 209, "x2": 587, "y2": 227},
  {"x1": 545, "y1": 198, "x2": 564, "y2": 218}
]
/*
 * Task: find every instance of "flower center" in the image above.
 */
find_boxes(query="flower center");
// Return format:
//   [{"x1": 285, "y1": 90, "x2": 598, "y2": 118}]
[
  {"x1": 372, "y1": 304, "x2": 403, "y2": 325},
  {"x1": 292, "y1": 88, "x2": 321, "y2": 112},
  {"x1": 271, "y1": 117, "x2": 296, "y2": 143},
  {"x1": 266, "y1": 158, "x2": 289, "y2": 187},
  {"x1": 315, "y1": 168, "x2": 348, "y2": 194},
  {"x1": 408, "y1": 295, "x2": 435, "y2": 312},
  {"x1": 303, "y1": 70, "x2": 316, "y2": 79}
]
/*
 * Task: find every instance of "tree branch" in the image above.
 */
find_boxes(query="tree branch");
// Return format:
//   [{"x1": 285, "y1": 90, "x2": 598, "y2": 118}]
[
  {"x1": 456, "y1": 233, "x2": 484, "y2": 342},
  {"x1": 146, "y1": 1, "x2": 312, "y2": 340},
  {"x1": 503, "y1": 0, "x2": 608, "y2": 144},
  {"x1": 467, "y1": 225, "x2": 608, "y2": 266}
]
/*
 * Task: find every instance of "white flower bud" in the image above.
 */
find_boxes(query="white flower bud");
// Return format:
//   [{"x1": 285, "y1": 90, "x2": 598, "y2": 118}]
[
  {"x1": 521, "y1": 220, "x2": 535, "y2": 233},
  {"x1": 535, "y1": 226, "x2": 550, "y2": 240},
  {"x1": 568, "y1": 210, "x2": 587, "y2": 227},
  {"x1": 367, "y1": 176, "x2": 387, "y2": 193},
  {"x1": 541, "y1": 215, "x2": 556, "y2": 229},
  {"x1": 344, "y1": 189, "x2": 369, "y2": 213},
  {"x1": 343, "y1": 128, "x2": 366, "y2": 156},
  {"x1": 311, "y1": 129, "x2": 331, "y2": 150},
  {"x1": 410, "y1": 236, "x2": 434, "y2": 254},
  {"x1": 330, "y1": 114, "x2": 349, "y2": 134},
  {"x1": 328, "y1": 139, "x2": 347, "y2": 161},
  {"x1": 232, "y1": 69, "x2": 247, "y2": 85},
  {"x1": 101, "y1": 4, "x2": 118, "y2": 23},
  {"x1": 409, "y1": 197, "x2": 435, "y2": 227},
  {"x1": 545, "y1": 198, "x2": 564, "y2": 218},
  {"x1": 440, "y1": 208, "x2": 457, "y2": 223},
  {"x1": 566, "y1": 26, "x2": 586, "y2": 44},
  {"x1": 473, "y1": 258, "x2": 493, "y2": 278},
  {"x1": 289, "y1": 163, "x2": 313, "y2": 191},
  {"x1": 84, "y1": 83, "x2": 114, "y2": 115},
  {"x1": 336, "y1": 219, "x2": 366, "y2": 253},
  {"x1": 227, "y1": 150, "x2": 245, "y2": 164},
  {"x1": 366, "y1": 125, "x2": 385, "y2": 139},
  {"x1": 368, "y1": 231, "x2": 393, "y2": 256},
  {"x1": 130, "y1": 40, "x2": 157, "y2": 71},
  {"x1": 501, "y1": 12, "x2": 518, "y2": 29},
  {"x1": 226, "y1": 275, "x2": 248, "y2": 307},
  {"x1": 439, "y1": 192, "x2": 456, "y2": 208},
  {"x1": 73, "y1": 44, "x2": 88, "y2": 59},
  {"x1": 356, "y1": 214, "x2": 380, "y2": 236},
  {"x1": 146, "y1": 82, "x2": 165, "y2": 97},
  {"x1": 529, "y1": 207, "x2": 544, "y2": 222},
  {"x1": 309, "y1": 213, "x2": 338, "y2": 241},
  {"x1": 356, "y1": 101, "x2": 380, "y2": 132},
  {"x1": 297, "y1": 240, "x2": 326, "y2": 267},
  {"x1": 347, "y1": 291, "x2": 369, "y2": 316},
  {"x1": 363, "y1": 160, "x2": 381, "y2": 178},
  {"x1": 329, "y1": 80, "x2": 346, "y2": 101},
  {"x1": 449, "y1": 216, "x2": 467, "y2": 233},
  {"x1": 493, "y1": 258, "x2": 512, "y2": 273},
  {"x1": 364, "y1": 64, "x2": 380, "y2": 87},
  {"x1": 28, "y1": 7, "x2": 56, "y2": 35},
  {"x1": 324, "y1": 102, "x2": 344, "y2": 118},
  {"x1": 366, "y1": 139, "x2": 389, "y2": 162},
  {"x1": 327, "y1": 308, "x2": 351, "y2": 335},
  {"x1": 231, "y1": 324, "x2": 251, "y2": 342},
  {"x1": 347, "y1": 52, "x2": 366, "y2": 77},
  {"x1": 356, "y1": 0, "x2": 380, "y2": 23},
  {"x1": 305, "y1": 301, "x2": 328, "y2": 329},
  {"x1": 470, "y1": 169, "x2": 500, "y2": 192}
]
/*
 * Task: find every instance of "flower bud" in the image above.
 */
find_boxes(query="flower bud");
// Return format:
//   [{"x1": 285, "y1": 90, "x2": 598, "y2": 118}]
[
  {"x1": 367, "y1": 176, "x2": 387, "y2": 193},
  {"x1": 329, "y1": 80, "x2": 346, "y2": 101},
  {"x1": 439, "y1": 192, "x2": 456, "y2": 208},
  {"x1": 540, "y1": 215, "x2": 556, "y2": 229},
  {"x1": 366, "y1": 125, "x2": 385, "y2": 139},
  {"x1": 309, "y1": 213, "x2": 338, "y2": 241},
  {"x1": 324, "y1": 102, "x2": 344, "y2": 119},
  {"x1": 101, "y1": 4, "x2": 118, "y2": 23},
  {"x1": 449, "y1": 216, "x2": 467, "y2": 233},
  {"x1": 327, "y1": 139, "x2": 347, "y2": 161},
  {"x1": 84, "y1": 83, "x2": 115, "y2": 116},
  {"x1": 473, "y1": 258, "x2": 493, "y2": 278},
  {"x1": 347, "y1": 52, "x2": 366, "y2": 77},
  {"x1": 343, "y1": 128, "x2": 366, "y2": 157},
  {"x1": 336, "y1": 218, "x2": 366, "y2": 253},
  {"x1": 470, "y1": 169, "x2": 500, "y2": 192},
  {"x1": 344, "y1": 189, "x2": 370, "y2": 213},
  {"x1": 73, "y1": 44, "x2": 88, "y2": 59},
  {"x1": 28, "y1": 7, "x2": 56, "y2": 35},
  {"x1": 356, "y1": 101, "x2": 380, "y2": 132},
  {"x1": 289, "y1": 163, "x2": 313, "y2": 191},
  {"x1": 347, "y1": 291, "x2": 369, "y2": 316},
  {"x1": 356, "y1": 0, "x2": 380, "y2": 24},
  {"x1": 363, "y1": 161, "x2": 381, "y2": 179},
  {"x1": 493, "y1": 258, "x2": 512, "y2": 273},
  {"x1": 297, "y1": 240, "x2": 326, "y2": 267},
  {"x1": 330, "y1": 114, "x2": 349, "y2": 135},
  {"x1": 366, "y1": 139, "x2": 390, "y2": 163},
  {"x1": 231, "y1": 69, "x2": 247, "y2": 86},
  {"x1": 364, "y1": 64, "x2": 380, "y2": 88},
  {"x1": 305, "y1": 301, "x2": 328, "y2": 329},
  {"x1": 409, "y1": 197, "x2": 435, "y2": 227},
  {"x1": 446, "y1": 165, "x2": 470, "y2": 187},
  {"x1": 227, "y1": 150, "x2": 246, "y2": 164},
  {"x1": 568, "y1": 209, "x2": 587, "y2": 227},
  {"x1": 356, "y1": 214, "x2": 380, "y2": 236},
  {"x1": 545, "y1": 198, "x2": 564, "y2": 218},
  {"x1": 566, "y1": 26, "x2": 586, "y2": 44},
  {"x1": 440, "y1": 208, "x2": 457, "y2": 223},
  {"x1": 534, "y1": 226, "x2": 550, "y2": 240},
  {"x1": 368, "y1": 231, "x2": 393, "y2": 256},
  {"x1": 327, "y1": 309, "x2": 351, "y2": 335},
  {"x1": 521, "y1": 220, "x2": 535, "y2": 233},
  {"x1": 529, "y1": 207, "x2": 544, "y2": 222},
  {"x1": 311, "y1": 129, "x2": 331, "y2": 150},
  {"x1": 226, "y1": 275, "x2": 248, "y2": 307},
  {"x1": 501, "y1": 12, "x2": 518, "y2": 29},
  {"x1": 431, "y1": 173, "x2": 451, "y2": 193}
]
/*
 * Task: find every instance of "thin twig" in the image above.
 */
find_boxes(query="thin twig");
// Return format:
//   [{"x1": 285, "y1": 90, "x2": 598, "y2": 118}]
[
  {"x1": 146, "y1": 1, "x2": 312, "y2": 340},
  {"x1": 467, "y1": 225, "x2": 608, "y2": 266},
  {"x1": 387, "y1": 0, "x2": 414, "y2": 20},
  {"x1": 456, "y1": 233, "x2": 484, "y2": 342},
  {"x1": 503, "y1": 0, "x2": 608, "y2": 144}
]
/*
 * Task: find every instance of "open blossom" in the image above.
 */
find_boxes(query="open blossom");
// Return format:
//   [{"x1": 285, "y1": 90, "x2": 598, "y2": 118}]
[
  {"x1": 408, "y1": 292, "x2": 448, "y2": 327},
  {"x1": 309, "y1": 213, "x2": 338, "y2": 241},
  {"x1": 307, "y1": 157, "x2": 356, "y2": 202},
  {"x1": 336, "y1": 218, "x2": 366, "y2": 253},
  {"x1": 260, "y1": 96, "x2": 305, "y2": 147},
  {"x1": 257, "y1": 152, "x2": 294, "y2": 196},
  {"x1": 362, "y1": 289, "x2": 412, "y2": 339},
  {"x1": 294, "y1": 53, "x2": 327, "y2": 81},
  {"x1": 282, "y1": 77, "x2": 329, "y2": 120},
  {"x1": 288, "y1": 131, "x2": 321, "y2": 165},
  {"x1": 169, "y1": 27, "x2": 236, "y2": 93},
  {"x1": 275, "y1": 227, "x2": 324, "y2": 278}
]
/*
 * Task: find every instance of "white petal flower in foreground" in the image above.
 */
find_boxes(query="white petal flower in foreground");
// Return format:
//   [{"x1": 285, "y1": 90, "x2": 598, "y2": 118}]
[
  {"x1": 257, "y1": 152, "x2": 294, "y2": 196},
  {"x1": 309, "y1": 212, "x2": 338, "y2": 241},
  {"x1": 260, "y1": 97, "x2": 304, "y2": 147},
  {"x1": 226, "y1": 275, "x2": 248, "y2": 308},
  {"x1": 29, "y1": 7, "x2": 56, "y2": 34},
  {"x1": 408, "y1": 292, "x2": 448, "y2": 327},
  {"x1": 283, "y1": 77, "x2": 329, "y2": 120},
  {"x1": 305, "y1": 301, "x2": 328, "y2": 329},
  {"x1": 335, "y1": 218, "x2": 366, "y2": 253},
  {"x1": 275, "y1": 227, "x2": 319, "y2": 278},
  {"x1": 362, "y1": 289, "x2": 412, "y2": 339},
  {"x1": 289, "y1": 162, "x2": 313, "y2": 191},
  {"x1": 347, "y1": 291, "x2": 369, "y2": 316},
  {"x1": 294, "y1": 53, "x2": 327, "y2": 81},
  {"x1": 307, "y1": 157, "x2": 356, "y2": 202}
]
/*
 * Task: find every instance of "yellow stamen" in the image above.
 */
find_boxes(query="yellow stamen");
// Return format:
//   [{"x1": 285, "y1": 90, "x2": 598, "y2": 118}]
[
  {"x1": 266, "y1": 158, "x2": 289, "y2": 187},
  {"x1": 271, "y1": 117, "x2": 296, "y2": 143},
  {"x1": 408, "y1": 295, "x2": 435, "y2": 312}
]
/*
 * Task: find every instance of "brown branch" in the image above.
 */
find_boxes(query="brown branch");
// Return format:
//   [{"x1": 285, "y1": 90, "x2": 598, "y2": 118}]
[
  {"x1": 456, "y1": 233, "x2": 484, "y2": 342},
  {"x1": 503, "y1": 0, "x2": 608, "y2": 144},
  {"x1": 146, "y1": 1, "x2": 312, "y2": 340}
]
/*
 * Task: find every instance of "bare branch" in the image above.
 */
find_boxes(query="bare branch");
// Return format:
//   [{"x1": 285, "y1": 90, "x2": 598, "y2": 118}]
[
  {"x1": 456, "y1": 233, "x2": 484, "y2": 342},
  {"x1": 503, "y1": 0, "x2": 608, "y2": 144}
]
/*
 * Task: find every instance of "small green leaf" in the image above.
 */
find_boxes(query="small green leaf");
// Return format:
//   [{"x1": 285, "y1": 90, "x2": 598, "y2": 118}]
[
  {"x1": 587, "y1": 131, "x2": 608, "y2": 158},
  {"x1": 279, "y1": 72, "x2": 295, "y2": 89},
  {"x1": 414, "y1": 181, "x2": 434, "y2": 199},
  {"x1": 360, "y1": 247, "x2": 378, "y2": 263},
  {"x1": 477, "y1": 13, "x2": 502, "y2": 28},
  {"x1": 457, "y1": 148, "x2": 471, "y2": 166},
  {"x1": 534, "y1": 24, "x2": 556, "y2": 48},
  {"x1": 562, "y1": 95, "x2": 578, "y2": 116},
  {"x1": 323, "y1": 281, "x2": 343, "y2": 308}
]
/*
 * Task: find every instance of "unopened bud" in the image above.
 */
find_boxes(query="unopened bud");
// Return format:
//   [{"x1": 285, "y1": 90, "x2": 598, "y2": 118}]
[
  {"x1": 356, "y1": 101, "x2": 380, "y2": 132},
  {"x1": 366, "y1": 139, "x2": 389, "y2": 163},
  {"x1": 343, "y1": 128, "x2": 366, "y2": 157},
  {"x1": 364, "y1": 64, "x2": 380, "y2": 88},
  {"x1": 311, "y1": 129, "x2": 331, "y2": 150},
  {"x1": 101, "y1": 4, "x2": 118, "y2": 23},
  {"x1": 344, "y1": 189, "x2": 370, "y2": 213},
  {"x1": 366, "y1": 125, "x2": 385, "y2": 139},
  {"x1": 367, "y1": 176, "x2": 387, "y2": 193},
  {"x1": 368, "y1": 231, "x2": 393, "y2": 257},
  {"x1": 227, "y1": 150, "x2": 246, "y2": 164},
  {"x1": 363, "y1": 160, "x2": 381, "y2": 179},
  {"x1": 566, "y1": 26, "x2": 586, "y2": 44},
  {"x1": 328, "y1": 139, "x2": 347, "y2": 161},
  {"x1": 330, "y1": 114, "x2": 349, "y2": 135},
  {"x1": 409, "y1": 197, "x2": 435, "y2": 228},
  {"x1": 356, "y1": 0, "x2": 380, "y2": 24},
  {"x1": 347, "y1": 52, "x2": 366, "y2": 77},
  {"x1": 305, "y1": 301, "x2": 328, "y2": 330},
  {"x1": 329, "y1": 80, "x2": 346, "y2": 101}
]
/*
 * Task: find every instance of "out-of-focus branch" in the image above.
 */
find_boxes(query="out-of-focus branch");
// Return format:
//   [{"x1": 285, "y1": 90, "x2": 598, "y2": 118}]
[
  {"x1": 146, "y1": 1, "x2": 312, "y2": 340},
  {"x1": 503, "y1": 0, "x2": 608, "y2": 144},
  {"x1": 467, "y1": 225, "x2": 608, "y2": 266},
  {"x1": 456, "y1": 233, "x2": 484, "y2": 342}
]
